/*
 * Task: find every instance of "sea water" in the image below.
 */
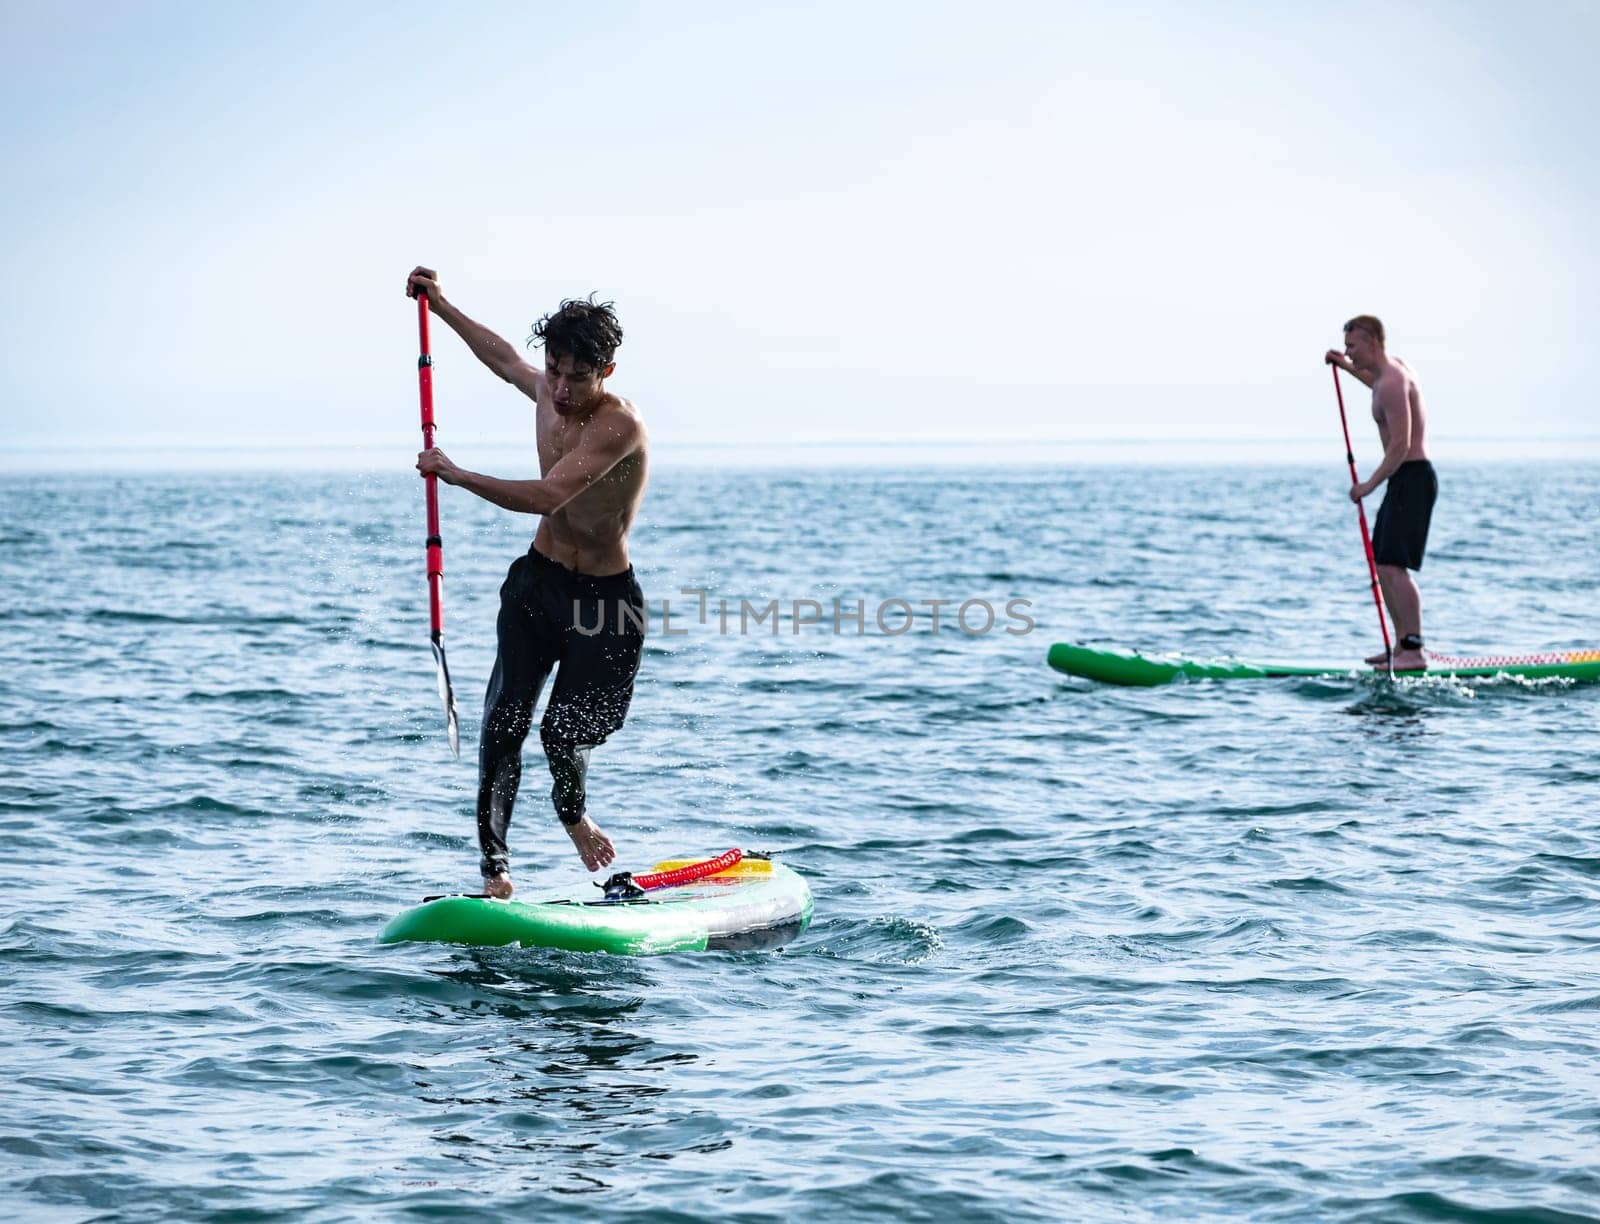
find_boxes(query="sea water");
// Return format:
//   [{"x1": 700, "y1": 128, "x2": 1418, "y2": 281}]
[{"x1": 3, "y1": 460, "x2": 1598, "y2": 1221}]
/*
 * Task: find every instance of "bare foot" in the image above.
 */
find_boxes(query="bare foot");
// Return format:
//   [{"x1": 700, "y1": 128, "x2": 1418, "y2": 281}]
[
  {"x1": 1382, "y1": 648, "x2": 1428, "y2": 672},
  {"x1": 563, "y1": 816, "x2": 616, "y2": 872},
  {"x1": 1364, "y1": 648, "x2": 1392, "y2": 665},
  {"x1": 483, "y1": 872, "x2": 514, "y2": 899}
]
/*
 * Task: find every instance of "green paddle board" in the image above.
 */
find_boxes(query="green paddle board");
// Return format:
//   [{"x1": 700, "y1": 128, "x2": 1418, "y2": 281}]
[
  {"x1": 1047, "y1": 642, "x2": 1600, "y2": 687},
  {"x1": 380, "y1": 853, "x2": 812, "y2": 955}
]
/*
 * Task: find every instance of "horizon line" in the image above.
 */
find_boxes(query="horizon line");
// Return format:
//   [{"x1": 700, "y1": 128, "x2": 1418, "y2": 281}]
[{"x1": 10, "y1": 432, "x2": 1600, "y2": 456}]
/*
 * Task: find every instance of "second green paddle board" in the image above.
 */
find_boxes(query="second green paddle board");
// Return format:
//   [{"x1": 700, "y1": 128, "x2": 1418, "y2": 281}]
[{"x1": 1048, "y1": 642, "x2": 1600, "y2": 687}]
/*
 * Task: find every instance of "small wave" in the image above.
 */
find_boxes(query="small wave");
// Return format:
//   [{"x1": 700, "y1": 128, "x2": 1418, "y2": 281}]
[
  {"x1": 1534, "y1": 853, "x2": 1600, "y2": 879},
  {"x1": 1347, "y1": 1189, "x2": 1600, "y2": 1224},
  {"x1": 804, "y1": 915, "x2": 942, "y2": 965},
  {"x1": 181, "y1": 687, "x2": 298, "y2": 703},
  {"x1": 85, "y1": 609, "x2": 303, "y2": 626},
  {"x1": 1268, "y1": 875, "x2": 1351, "y2": 894},
  {"x1": 949, "y1": 912, "x2": 1033, "y2": 942}
]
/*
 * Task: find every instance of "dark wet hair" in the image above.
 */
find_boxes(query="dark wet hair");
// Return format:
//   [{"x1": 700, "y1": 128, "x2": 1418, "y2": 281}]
[{"x1": 529, "y1": 294, "x2": 623, "y2": 370}]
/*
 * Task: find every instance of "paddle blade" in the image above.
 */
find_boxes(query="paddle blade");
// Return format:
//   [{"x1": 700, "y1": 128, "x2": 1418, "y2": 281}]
[{"x1": 431, "y1": 634, "x2": 461, "y2": 758}]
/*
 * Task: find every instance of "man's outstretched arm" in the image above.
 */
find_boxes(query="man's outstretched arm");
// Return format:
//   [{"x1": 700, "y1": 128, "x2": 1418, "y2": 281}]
[
  {"x1": 1352, "y1": 380, "x2": 1412, "y2": 499},
  {"x1": 407, "y1": 266, "x2": 544, "y2": 404},
  {"x1": 418, "y1": 411, "x2": 642, "y2": 516}
]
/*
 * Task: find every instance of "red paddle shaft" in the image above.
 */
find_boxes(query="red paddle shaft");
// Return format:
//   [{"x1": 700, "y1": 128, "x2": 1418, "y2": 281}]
[
  {"x1": 417, "y1": 296, "x2": 445, "y2": 635},
  {"x1": 1330, "y1": 364, "x2": 1393, "y2": 666},
  {"x1": 416, "y1": 292, "x2": 460, "y2": 756}
]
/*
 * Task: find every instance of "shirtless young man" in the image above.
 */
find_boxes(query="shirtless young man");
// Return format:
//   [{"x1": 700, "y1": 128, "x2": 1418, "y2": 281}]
[
  {"x1": 407, "y1": 267, "x2": 649, "y2": 898},
  {"x1": 1325, "y1": 315, "x2": 1436, "y2": 672}
]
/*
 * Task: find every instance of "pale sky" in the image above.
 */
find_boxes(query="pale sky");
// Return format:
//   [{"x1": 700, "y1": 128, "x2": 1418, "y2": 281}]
[{"x1": 5, "y1": 0, "x2": 1597, "y2": 461}]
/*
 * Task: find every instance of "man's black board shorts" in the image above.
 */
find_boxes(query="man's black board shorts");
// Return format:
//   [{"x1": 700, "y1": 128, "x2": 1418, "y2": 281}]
[{"x1": 1371, "y1": 459, "x2": 1438, "y2": 571}]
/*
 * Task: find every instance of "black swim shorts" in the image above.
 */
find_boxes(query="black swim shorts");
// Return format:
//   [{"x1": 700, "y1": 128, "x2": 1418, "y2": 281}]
[
  {"x1": 484, "y1": 546, "x2": 647, "y2": 754},
  {"x1": 1371, "y1": 459, "x2": 1438, "y2": 571}
]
